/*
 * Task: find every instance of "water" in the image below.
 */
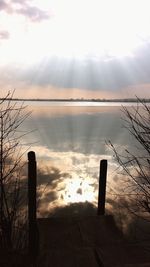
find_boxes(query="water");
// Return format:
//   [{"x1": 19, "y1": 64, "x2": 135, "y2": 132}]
[
  {"x1": 22, "y1": 101, "x2": 143, "y2": 215},
  {"x1": 24, "y1": 100, "x2": 142, "y2": 107}
]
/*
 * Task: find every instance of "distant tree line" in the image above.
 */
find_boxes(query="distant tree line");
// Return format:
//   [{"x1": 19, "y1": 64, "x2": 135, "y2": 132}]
[{"x1": 0, "y1": 97, "x2": 150, "y2": 102}]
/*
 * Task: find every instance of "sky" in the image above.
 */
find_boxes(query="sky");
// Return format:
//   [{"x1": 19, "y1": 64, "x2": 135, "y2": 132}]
[{"x1": 0, "y1": 0, "x2": 150, "y2": 99}]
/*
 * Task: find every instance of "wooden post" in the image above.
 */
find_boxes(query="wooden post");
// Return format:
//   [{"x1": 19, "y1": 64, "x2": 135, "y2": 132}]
[
  {"x1": 97, "y1": 159, "x2": 107, "y2": 215},
  {"x1": 28, "y1": 151, "x2": 38, "y2": 260}
]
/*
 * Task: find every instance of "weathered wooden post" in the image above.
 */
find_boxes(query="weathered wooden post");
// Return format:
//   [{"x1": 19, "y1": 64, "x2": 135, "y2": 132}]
[
  {"x1": 97, "y1": 159, "x2": 107, "y2": 215},
  {"x1": 28, "y1": 151, "x2": 38, "y2": 261}
]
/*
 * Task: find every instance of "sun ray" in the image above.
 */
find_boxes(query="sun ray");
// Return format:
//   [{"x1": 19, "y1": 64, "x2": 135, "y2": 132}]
[{"x1": 1, "y1": 0, "x2": 150, "y2": 65}]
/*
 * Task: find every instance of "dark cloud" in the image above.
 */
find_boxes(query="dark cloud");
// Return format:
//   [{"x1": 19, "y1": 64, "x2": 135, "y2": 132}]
[
  {"x1": 17, "y1": 5, "x2": 50, "y2": 22},
  {"x1": 37, "y1": 166, "x2": 69, "y2": 187},
  {"x1": 0, "y1": 30, "x2": 10, "y2": 39},
  {"x1": 0, "y1": 0, "x2": 51, "y2": 22},
  {"x1": 0, "y1": 0, "x2": 7, "y2": 11},
  {"x1": 18, "y1": 164, "x2": 70, "y2": 215},
  {"x1": 36, "y1": 166, "x2": 69, "y2": 210},
  {"x1": 20, "y1": 43, "x2": 150, "y2": 91},
  {"x1": 40, "y1": 191, "x2": 57, "y2": 203},
  {"x1": 1, "y1": 40, "x2": 150, "y2": 94}
]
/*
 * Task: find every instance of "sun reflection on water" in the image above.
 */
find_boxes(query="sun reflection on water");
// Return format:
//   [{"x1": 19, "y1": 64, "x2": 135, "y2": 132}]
[{"x1": 63, "y1": 176, "x2": 96, "y2": 204}]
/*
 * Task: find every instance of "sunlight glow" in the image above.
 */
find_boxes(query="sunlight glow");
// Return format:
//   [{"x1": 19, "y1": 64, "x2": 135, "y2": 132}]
[
  {"x1": 63, "y1": 176, "x2": 95, "y2": 204},
  {"x1": 0, "y1": 0, "x2": 150, "y2": 64}
]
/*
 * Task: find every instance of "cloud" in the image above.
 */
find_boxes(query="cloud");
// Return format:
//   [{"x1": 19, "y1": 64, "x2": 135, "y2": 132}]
[
  {"x1": 0, "y1": 0, "x2": 8, "y2": 11},
  {"x1": 1, "y1": 40, "x2": 150, "y2": 98},
  {"x1": 11, "y1": 0, "x2": 29, "y2": 3},
  {"x1": 0, "y1": 0, "x2": 52, "y2": 22},
  {"x1": 37, "y1": 166, "x2": 69, "y2": 188},
  {"x1": 14, "y1": 44, "x2": 150, "y2": 94},
  {"x1": 0, "y1": 0, "x2": 14, "y2": 13},
  {"x1": 0, "y1": 30, "x2": 10, "y2": 39},
  {"x1": 25, "y1": 164, "x2": 70, "y2": 216},
  {"x1": 16, "y1": 5, "x2": 51, "y2": 22}
]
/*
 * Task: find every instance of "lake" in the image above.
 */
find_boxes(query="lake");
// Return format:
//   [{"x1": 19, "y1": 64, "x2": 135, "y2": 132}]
[{"x1": 22, "y1": 101, "x2": 143, "y2": 216}]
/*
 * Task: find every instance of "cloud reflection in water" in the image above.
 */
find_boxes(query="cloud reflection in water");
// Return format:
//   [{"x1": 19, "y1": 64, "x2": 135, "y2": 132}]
[{"x1": 23, "y1": 104, "x2": 136, "y2": 216}]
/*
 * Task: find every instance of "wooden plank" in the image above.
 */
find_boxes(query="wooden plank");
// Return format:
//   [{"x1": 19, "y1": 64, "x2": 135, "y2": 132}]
[
  {"x1": 37, "y1": 216, "x2": 124, "y2": 250},
  {"x1": 37, "y1": 216, "x2": 150, "y2": 266},
  {"x1": 38, "y1": 248, "x2": 100, "y2": 267}
]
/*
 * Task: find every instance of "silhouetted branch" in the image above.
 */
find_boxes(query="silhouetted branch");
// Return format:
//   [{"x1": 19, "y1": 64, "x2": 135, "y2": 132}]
[
  {"x1": 0, "y1": 90, "x2": 31, "y2": 249},
  {"x1": 108, "y1": 97, "x2": 150, "y2": 220}
]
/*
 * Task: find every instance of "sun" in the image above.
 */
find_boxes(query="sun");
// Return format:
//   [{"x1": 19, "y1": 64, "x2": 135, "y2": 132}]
[{"x1": 63, "y1": 176, "x2": 96, "y2": 204}]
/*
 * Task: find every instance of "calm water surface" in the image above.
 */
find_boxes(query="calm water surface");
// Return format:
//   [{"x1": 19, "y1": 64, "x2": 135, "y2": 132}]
[{"x1": 22, "y1": 102, "x2": 142, "y2": 215}]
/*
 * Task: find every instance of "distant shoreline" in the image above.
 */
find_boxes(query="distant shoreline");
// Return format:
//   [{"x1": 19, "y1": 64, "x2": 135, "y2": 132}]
[{"x1": 1, "y1": 98, "x2": 150, "y2": 103}]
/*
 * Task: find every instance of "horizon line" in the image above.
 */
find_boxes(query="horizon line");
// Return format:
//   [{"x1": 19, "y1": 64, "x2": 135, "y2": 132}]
[{"x1": 0, "y1": 97, "x2": 150, "y2": 102}]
